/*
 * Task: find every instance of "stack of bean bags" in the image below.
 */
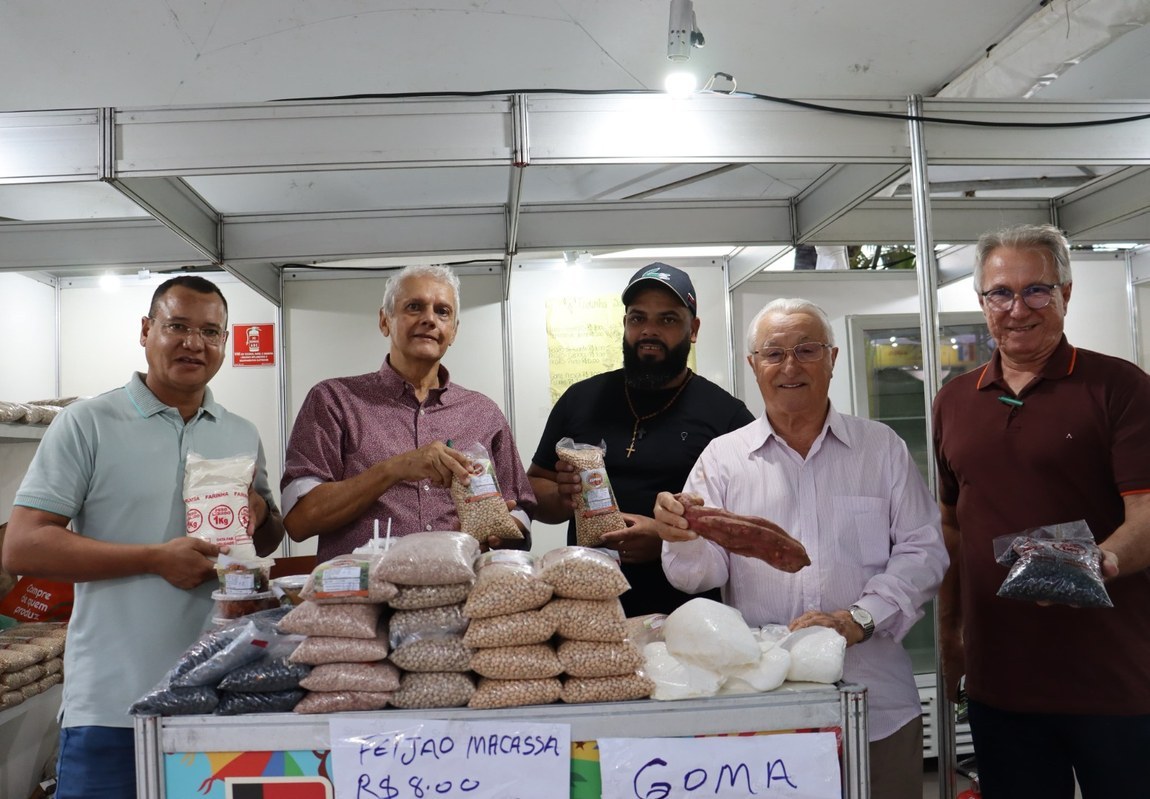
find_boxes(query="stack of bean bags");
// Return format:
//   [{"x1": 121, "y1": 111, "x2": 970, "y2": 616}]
[
  {"x1": 463, "y1": 550, "x2": 559, "y2": 709},
  {"x1": 538, "y1": 548, "x2": 653, "y2": 704},
  {"x1": 130, "y1": 608, "x2": 308, "y2": 716},
  {"x1": 282, "y1": 552, "x2": 398, "y2": 714},
  {"x1": 373, "y1": 533, "x2": 480, "y2": 710},
  {"x1": 0, "y1": 622, "x2": 66, "y2": 710}
]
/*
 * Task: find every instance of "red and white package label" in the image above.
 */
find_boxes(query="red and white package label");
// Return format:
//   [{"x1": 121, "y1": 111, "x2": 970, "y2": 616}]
[{"x1": 185, "y1": 486, "x2": 253, "y2": 550}]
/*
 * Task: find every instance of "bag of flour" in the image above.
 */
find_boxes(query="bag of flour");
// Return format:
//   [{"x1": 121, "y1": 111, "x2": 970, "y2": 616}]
[{"x1": 183, "y1": 452, "x2": 258, "y2": 560}]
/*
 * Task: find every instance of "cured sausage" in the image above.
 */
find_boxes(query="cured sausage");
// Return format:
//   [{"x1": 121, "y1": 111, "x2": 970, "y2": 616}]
[{"x1": 680, "y1": 502, "x2": 810, "y2": 573}]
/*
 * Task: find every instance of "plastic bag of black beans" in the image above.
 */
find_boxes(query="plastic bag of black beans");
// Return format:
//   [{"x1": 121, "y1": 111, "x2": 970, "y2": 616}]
[
  {"x1": 170, "y1": 609, "x2": 294, "y2": 689},
  {"x1": 993, "y1": 520, "x2": 1113, "y2": 608},
  {"x1": 171, "y1": 620, "x2": 279, "y2": 688},
  {"x1": 217, "y1": 656, "x2": 312, "y2": 693},
  {"x1": 216, "y1": 688, "x2": 306, "y2": 715},
  {"x1": 130, "y1": 681, "x2": 219, "y2": 716}
]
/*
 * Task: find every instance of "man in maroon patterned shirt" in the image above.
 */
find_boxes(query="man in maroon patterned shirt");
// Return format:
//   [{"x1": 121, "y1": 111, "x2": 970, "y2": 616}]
[{"x1": 281, "y1": 264, "x2": 535, "y2": 560}]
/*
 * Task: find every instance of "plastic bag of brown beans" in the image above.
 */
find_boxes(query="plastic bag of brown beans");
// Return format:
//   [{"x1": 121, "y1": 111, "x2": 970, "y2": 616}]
[
  {"x1": 463, "y1": 551, "x2": 552, "y2": 619},
  {"x1": 450, "y1": 442, "x2": 524, "y2": 542},
  {"x1": 388, "y1": 604, "x2": 468, "y2": 649},
  {"x1": 373, "y1": 532, "x2": 480, "y2": 586},
  {"x1": 288, "y1": 627, "x2": 390, "y2": 665},
  {"x1": 390, "y1": 638, "x2": 475, "y2": 673},
  {"x1": 538, "y1": 546, "x2": 630, "y2": 600},
  {"x1": 468, "y1": 677, "x2": 562, "y2": 709},
  {"x1": 299, "y1": 661, "x2": 401, "y2": 693},
  {"x1": 301, "y1": 554, "x2": 398, "y2": 604},
  {"x1": 463, "y1": 610, "x2": 556, "y2": 648},
  {"x1": 278, "y1": 601, "x2": 383, "y2": 639},
  {"x1": 390, "y1": 671, "x2": 475, "y2": 709},
  {"x1": 294, "y1": 690, "x2": 391, "y2": 714},
  {"x1": 557, "y1": 639, "x2": 645, "y2": 678},
  {"x1": 470, "y1": 643, "x2": 563, "y2": 680},
  {"x1": 389, "y1": 581, "x2": 473, "y2": 610},
  {"x1": 544, "y1": 598, "x2": 627, "y2": 642},
  {"x1": 561, "y1": 673, "x2": 655, "y2": 704},
  {"x1": 555, "y1": 439, "x2": 626, "y2": 547}
]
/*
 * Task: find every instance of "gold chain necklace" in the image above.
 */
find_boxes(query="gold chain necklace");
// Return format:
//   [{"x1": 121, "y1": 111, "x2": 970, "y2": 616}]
[{"x1": 624, "y1": 371, "x2": 694, "y2": 458}]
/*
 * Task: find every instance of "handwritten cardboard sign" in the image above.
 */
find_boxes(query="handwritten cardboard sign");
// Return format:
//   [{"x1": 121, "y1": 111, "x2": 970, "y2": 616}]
[
  {"x1": 330, "y1": 716, "x2": 571, "y2": 799},
  {"x1": 598, "y1": 732, "x2": 841, "y2": 799}
]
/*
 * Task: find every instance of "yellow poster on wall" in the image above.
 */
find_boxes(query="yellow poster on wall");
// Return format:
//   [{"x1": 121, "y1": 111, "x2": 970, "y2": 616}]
[{"x1": 545, "y1": 295, "x2": 696, "y2": 405}]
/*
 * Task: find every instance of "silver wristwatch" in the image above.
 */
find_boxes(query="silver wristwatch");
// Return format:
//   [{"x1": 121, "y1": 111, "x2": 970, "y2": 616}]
[{"x1": 848, "y1": 605, "x2": 875, "y2": 642}]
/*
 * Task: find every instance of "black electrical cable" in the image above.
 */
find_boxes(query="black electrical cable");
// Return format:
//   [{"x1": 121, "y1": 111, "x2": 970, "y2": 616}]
[{"x1": 273, "y1": 87, "x2": 1150, "y2": 129}]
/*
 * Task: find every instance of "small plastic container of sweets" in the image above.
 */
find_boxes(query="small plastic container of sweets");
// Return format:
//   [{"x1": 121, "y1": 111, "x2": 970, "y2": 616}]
[{"x1": 211, "y1": 590, "x2": 280, "y2": 622}]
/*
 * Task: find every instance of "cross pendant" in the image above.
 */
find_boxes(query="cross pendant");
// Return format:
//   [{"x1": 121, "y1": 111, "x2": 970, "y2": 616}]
[{"x1": 626, "y1": 442, "x2": 636, "y2": 458}]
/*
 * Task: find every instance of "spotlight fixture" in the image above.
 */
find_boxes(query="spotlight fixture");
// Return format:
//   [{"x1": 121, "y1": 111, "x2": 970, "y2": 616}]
[{"x1": 667, "y1": 0, "x2": 704, "y2": 63}]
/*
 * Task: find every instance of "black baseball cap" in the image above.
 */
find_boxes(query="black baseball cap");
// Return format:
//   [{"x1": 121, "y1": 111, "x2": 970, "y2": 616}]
[{"x1": 621, "y1": 262, "x2": 697, "y2": 316}]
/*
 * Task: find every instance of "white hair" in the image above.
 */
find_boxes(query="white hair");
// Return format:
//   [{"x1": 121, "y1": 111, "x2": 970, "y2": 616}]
[
  {"x1": 745, "y1": 298, "x2": 835, "y2": 355},
  {"x1": 973, "y1": 223, "x2": 1072, "y2": 292},
  {"x1": 380, "y1": 264, "x2": 462, "y2": 320}
]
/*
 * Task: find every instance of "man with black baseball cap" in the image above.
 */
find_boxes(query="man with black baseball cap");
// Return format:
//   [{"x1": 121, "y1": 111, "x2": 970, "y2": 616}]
[
  {"x1": 529, "y1": 262, "x2": 753, "y2": 616},
  {"x1": 621, "y1": 261, "x2": 698, "y2": 315}
]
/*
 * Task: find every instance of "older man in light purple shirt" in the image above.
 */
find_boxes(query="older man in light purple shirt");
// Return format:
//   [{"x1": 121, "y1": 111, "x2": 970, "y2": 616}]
[
  {"x1": 653, "y1": 297, "x2": 947, "y2": 799},
  {"x1": 281, "y1": 265, "x2": 535, "y2": 561}
]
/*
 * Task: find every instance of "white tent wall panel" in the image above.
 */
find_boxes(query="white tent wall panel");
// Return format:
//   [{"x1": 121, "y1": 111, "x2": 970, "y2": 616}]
[
  {"x1": 1139, "y1": 283, "x2": 1150, "y2": 370},
  {"x1": 0, "y1": 274, "x2": 58, "y2": 524},
  {"x1": 1060, "y1": 257, "x2": 1136, "y2": 362},
  {"x1": 0, "y1": 274, "x2": 56, "y2": 401}
]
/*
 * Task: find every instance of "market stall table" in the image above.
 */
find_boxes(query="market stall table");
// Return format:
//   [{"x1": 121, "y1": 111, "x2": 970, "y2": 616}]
[{"x1": 133, "y1": 681, "x2": 868, "y2": 799}]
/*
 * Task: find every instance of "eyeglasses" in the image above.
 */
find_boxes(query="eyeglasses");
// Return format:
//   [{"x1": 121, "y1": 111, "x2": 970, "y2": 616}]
[
  {"x1": 753, "y1": 342, "x2": 830, "y2": 365},
  {"x1": 979, "y1": 283, "x2": 1061, "y2": 312},
  {"x1": 151, "y1": 318, "x2": 227, "y2": 345}
]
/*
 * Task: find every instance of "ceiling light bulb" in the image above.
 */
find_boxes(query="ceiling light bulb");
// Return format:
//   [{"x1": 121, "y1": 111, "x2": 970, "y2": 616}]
[
  {"x1": 664, "y1": 71, "x2": 697, "y2": 98},
  {"x1": 99, "y1": 273, "x2": 121, "y2": 292}
]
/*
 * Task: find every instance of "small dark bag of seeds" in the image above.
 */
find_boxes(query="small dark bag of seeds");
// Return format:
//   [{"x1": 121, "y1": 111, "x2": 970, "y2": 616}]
[{"x1": 993, "y1": 520, "x2": 1113, "y2": 608}]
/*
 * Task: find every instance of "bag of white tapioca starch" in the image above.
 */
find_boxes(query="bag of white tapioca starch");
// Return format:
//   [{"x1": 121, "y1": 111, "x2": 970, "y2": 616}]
[{"x1": 184, "y1": 452, "x2": 258, "y2": 560}]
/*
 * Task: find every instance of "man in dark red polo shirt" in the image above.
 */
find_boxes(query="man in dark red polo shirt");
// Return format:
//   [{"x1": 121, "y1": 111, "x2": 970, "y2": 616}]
[{"x1": 933, "y1": 223, "x2": 1150, "y2": 798}]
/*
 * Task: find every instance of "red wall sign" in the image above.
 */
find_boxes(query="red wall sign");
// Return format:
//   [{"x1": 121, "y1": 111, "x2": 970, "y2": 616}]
[{"x1": 233, "y1": 323, "x2": 276, "y2": 367}]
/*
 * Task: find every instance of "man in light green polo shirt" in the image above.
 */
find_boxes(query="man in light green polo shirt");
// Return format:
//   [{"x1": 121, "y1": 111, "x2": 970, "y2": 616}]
[{"x1": 2, "y1": 275, "x2": 285, "y2": 799}]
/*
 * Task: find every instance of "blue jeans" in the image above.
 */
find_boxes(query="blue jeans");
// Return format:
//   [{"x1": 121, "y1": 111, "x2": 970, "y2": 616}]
[
  {"x1": 56, "y1": 726, "x2": 136, "y2": 799},
  {"x1": 968, "y1": 699, "x2": 1150, "y2": 799}
]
